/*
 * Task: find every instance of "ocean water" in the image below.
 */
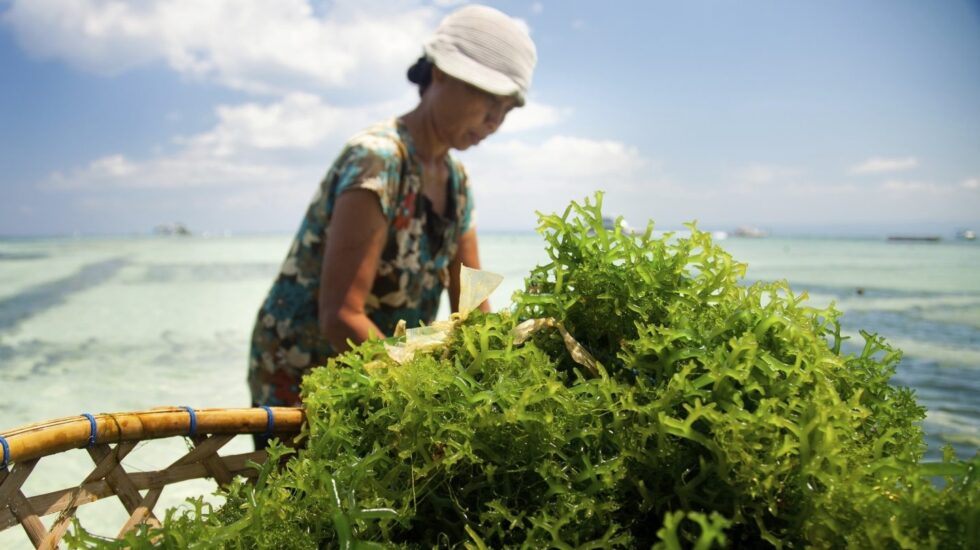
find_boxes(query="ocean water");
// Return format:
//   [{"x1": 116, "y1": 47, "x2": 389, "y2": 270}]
[{"x1": 1, "y1": 232, "x2": 978, "y2": 546}]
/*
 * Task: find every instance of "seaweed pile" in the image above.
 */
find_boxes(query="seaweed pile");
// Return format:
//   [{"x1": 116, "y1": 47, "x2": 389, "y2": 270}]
[{"x1": 72, "y1": 194, "x2": 978, "y2": 548}]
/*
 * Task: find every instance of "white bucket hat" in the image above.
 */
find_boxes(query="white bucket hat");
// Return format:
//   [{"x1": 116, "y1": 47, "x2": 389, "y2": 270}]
[{"x1": 423, "y1": 4, "x2": 537, "y2": 106}]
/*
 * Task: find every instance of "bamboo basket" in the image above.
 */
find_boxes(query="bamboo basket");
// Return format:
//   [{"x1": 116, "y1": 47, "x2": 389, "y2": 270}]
[{"x1": 0, "y1": 406, "x2": 304, "y2": 549}]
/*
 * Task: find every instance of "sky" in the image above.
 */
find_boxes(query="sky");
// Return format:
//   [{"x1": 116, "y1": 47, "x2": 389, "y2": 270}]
[{"x1": 1, "y1": 0, "x2": 978, "y2": 237}]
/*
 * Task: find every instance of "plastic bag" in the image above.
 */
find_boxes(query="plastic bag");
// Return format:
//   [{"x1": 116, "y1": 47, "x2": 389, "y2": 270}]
[
  {"x1": 384, "y1": 267, "x2": 503, "y2": 364},
  {"x1": 382, "y1": 267, "x2": 600, "y2": 376}
]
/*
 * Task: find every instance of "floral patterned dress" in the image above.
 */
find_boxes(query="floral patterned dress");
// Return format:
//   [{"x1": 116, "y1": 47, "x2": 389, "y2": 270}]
[{"x1": 248, "y1": 118, "x2": 475, "y2": 406}]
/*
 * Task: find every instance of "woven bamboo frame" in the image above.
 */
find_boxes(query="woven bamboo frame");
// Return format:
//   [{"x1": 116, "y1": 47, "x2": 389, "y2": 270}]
[{"x1": 0, "y1": 406, "x2": 304, "y2": 549}]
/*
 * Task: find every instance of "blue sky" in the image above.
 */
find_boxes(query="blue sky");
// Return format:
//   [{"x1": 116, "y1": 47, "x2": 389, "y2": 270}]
[{"x1": 1, "y1": 0, "x2": 978, "y2": 237}]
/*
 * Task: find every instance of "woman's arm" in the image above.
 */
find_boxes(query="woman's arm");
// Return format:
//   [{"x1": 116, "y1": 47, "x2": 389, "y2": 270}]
[
  {"x1": 318, "y1": 189, "x2": 389, "y2": 352},
  {"x1": 449, "y1": 227, "x2": 491, "y2": 314}
]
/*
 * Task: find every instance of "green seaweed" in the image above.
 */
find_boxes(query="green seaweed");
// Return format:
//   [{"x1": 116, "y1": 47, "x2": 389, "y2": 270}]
[{"x1": 68, "y1": 193, "x2": 979, "y2": 549}]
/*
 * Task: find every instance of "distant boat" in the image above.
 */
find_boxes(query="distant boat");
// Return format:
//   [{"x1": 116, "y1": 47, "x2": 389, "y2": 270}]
[
  {"x1": 887, "y1": 235, "x2": 941, "y2": 242},
  {"x1": 601, "y1": 216, "x2": 631, "y2": 233},
  {"x1": 956, "y1": 229, "x2": 976, "y2": 241},
  {"x1": 732, "y1": 226, "x2": 768, "y2": 238},
  {"x1": 153, "y1": 223, "x2": 193, "y2": 236}
]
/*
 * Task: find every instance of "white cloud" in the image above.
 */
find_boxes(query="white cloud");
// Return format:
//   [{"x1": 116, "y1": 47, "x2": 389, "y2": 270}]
[
  {"x1": 726, "y1": 163, "x2": 802, "y2": 193},
  {"x1": 464, "y1": 135, "x2": 648, "y2": 196},
  {"x1": 961, "y1": 177, "x2": 979, "y2": 190},
  {"x1": 88, "y1": 154, "x2": 137, "y2": 178},
  {"x1": 724, "y1": 166, "x2": 858, "y2": 198},
  {"x1": 2, "y1": 0, "x2": 680, "y2": 231},
  {"x1": 850, "y1": 156, "x2": 919, "y2": 175},
  {"x1": 2, "y1": 0, "x2": 437, "y2": 95},
  {"x1": 499, "y1": 100, "x2": 569, "y2": 133},
  {"x1": 734, "y1": 163, "x2": 801, "y2": 185},
  {"x1": 38, "y1": 121, "x2": 663, "y2": 231},
  {"x1": 456, "y1": 134, "x2": 679, "y2": 229},
  {"x1": 37, "y1": 89, "x2": 573, "y2": 192},
  {"x1": 178, "y1": 92, "x2": 409, "y2": 156},
  {"x1": 878, "y1": 180, "x2": 948, "y2": 195},
  {"x1": 782, "y1": 183, "x2": 858, "y2": 196},
  {"x1": 39, "y1": 92, "x2": 414, "y2": 191},
  {"x1": 44, "y1": 151, "x2": 303, "y2": 191}
]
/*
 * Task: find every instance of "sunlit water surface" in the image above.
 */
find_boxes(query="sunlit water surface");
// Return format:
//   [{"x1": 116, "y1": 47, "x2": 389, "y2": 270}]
[{"x1": 1, "y1": 233, "x2": 977, "y2": 546}]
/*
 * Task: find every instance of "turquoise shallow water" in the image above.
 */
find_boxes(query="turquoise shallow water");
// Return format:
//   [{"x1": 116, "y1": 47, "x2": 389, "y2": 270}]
[{"x1": 1, "y1": 232, "x2": 978, "y2": 546}]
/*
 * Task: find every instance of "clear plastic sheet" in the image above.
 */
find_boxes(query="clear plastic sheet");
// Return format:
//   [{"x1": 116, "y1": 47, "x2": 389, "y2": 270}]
[
  {"x1": 382, "y1": 267, "x2": 599, "y2": 376},
  {"x1": 384, "y1": 267, "x2": 503, "y2": 364}
]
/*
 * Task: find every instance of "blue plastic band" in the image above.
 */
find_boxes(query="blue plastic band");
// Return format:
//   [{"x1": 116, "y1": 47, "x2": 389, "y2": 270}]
[
  {"x1": 260, "y1": 406, "x2": 274, "y2": 438},
  {"x1": 82, "y1": 413, "x2": 97, "y2": 447},
  {"x1": 181, "y1": 406, "x2": 197, "y2": 437},
  {"x1": 0, "y1": 435, "x2": 10, "y2": 471}
]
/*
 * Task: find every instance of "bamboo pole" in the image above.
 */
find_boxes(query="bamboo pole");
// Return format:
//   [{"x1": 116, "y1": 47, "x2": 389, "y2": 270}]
[{"x1": 0, "y1": 407, "x2": 304, "y2": 466}]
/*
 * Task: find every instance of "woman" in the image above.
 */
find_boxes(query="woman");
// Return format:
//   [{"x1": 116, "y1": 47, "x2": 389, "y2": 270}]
[{"x1": 247, "y1": 5, "x2": 537, "y2": 425}]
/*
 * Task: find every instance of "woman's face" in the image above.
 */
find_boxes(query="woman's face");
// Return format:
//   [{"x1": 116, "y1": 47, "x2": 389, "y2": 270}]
[{"x1": 428, "y1": 67, "x2": 519, "y2": 150}]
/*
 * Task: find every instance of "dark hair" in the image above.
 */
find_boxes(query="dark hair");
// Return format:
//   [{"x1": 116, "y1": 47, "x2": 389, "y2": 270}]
[{"x1": 407, "y1": 56, "x2": 434, "y2": 97}]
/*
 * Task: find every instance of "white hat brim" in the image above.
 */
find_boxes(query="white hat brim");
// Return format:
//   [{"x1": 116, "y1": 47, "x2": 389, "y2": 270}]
[{"x1": 425, "y1": 40, "x2": 526, "y2": 105}]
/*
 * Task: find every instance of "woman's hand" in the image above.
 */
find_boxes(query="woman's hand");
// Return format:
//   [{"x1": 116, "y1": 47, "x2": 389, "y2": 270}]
[{"x1": 318, "y1": 190, "x2": 388, "y2": 352}]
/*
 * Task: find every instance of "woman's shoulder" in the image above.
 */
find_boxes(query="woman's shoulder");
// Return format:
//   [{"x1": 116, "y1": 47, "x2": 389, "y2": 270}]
[
  {"x1": 344, "y1": 119, "x2": 408, "y2": 162},
  {"x1": 447, "y1": 153, "x2": 469, "y2": 182}
]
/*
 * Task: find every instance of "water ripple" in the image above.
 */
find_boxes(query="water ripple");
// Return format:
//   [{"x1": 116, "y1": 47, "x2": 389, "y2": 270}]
[{"x1": 0, "y1": 257, "x2": 128, "y2": 331}]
